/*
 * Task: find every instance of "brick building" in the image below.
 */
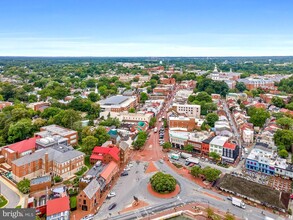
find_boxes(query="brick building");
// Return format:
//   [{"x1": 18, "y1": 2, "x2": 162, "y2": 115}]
[
  {"x1": 30, "y1": 176, "x2": 52, "y2": 193},
  {"x1": 77, "y1": 178, "x2": 101, "y2": 211},
  {"x1": 90, "y1": 146, "x2": 120, "y2": 164},
  {"x1": 168, "y1": 116, "x2": 198, "y2": 132},
  {"x1": 1, "y1": 137, "x2": 38, "y2": 165},
  {"x1": 36, "y1": 125, "x2": 78, "y2": 146},
  {"x1": 11, "y1": 145, "x2": 84, "y2": 182},
  {"x1": 238, "y1": 78, "x2": 275, "y2": 90},
  {"x1": 27, "y1": 102, "x2": 50, "y2": 112},
  {"x1": 201, "y1": 136, "x2": 215, "y2": 156},
  {"x1": 160, "y1": 78, "x2": 176, "y2": 85}
]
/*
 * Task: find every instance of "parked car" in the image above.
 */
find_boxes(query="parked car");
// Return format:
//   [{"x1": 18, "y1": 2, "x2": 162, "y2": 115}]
[
  {"x1": 159, "y1": 159, "x2": 164, "y2": 164},
  {"x1": 121, "y1": 171, "x2": 129, "y2": 176},
  {"x1": 108, "y1": 203, "x2": 117, "y2": 210},
  {"x1": 124, "y1": 167, "x2": 130, "y2": 171},
  {"x1": 227, "y1": 196, "x2": 232, "y2": 201},
  {"x1": 107, "y1": 192, "x2": 116, "y2": 198}
]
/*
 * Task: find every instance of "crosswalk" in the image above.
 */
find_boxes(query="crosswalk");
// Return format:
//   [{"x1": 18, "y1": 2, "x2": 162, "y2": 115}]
[{"x1": 288, "y1": 215, "x2": 293, "y2": 219}]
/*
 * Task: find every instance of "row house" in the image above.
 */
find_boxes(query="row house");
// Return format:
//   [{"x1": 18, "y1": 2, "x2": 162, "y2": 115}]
[
  {"x1": 222, "y1": 142, "x2": 240, "y2": 163},
  {"x1": 260, "y1": 94, "x2": 291, "y2": 104},
  {"x1": 171, "y1": 103, "x2": 201, "y2": 118},
  {"x1": 209, "y1": 136, "x2": 230, "y2": 156},
  {"x1": 46, "y1": 196, "x2": 70, "y2": 220},
  {"x1": 160, "y1": 77, "x2": 176, "y2": 85},
  {"x1": 240, "y1": 123, "x2": 254, "y2": 144}
]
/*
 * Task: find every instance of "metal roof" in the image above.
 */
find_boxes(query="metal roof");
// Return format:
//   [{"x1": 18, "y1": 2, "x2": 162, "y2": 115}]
[{"x1": 100, "y1": 95, "x2": 129, "y2": 105}]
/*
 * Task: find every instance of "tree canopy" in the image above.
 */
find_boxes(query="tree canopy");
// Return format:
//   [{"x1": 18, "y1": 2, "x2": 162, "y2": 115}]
[{"x1": 150, "y1": 172, "x2": 177, "y2": 193}]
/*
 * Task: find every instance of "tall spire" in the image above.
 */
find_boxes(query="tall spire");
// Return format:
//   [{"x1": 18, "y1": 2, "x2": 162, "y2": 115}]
[{"x1": 95, "y1": 83, "x2": 98, "y2": 94}]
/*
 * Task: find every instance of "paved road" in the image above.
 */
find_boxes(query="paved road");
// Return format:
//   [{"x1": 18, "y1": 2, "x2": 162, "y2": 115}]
[
  {"x1": 0, "y1": 178, "x2": 20, "y2": 208},
  {"x1": 95, "y1": 160, "x2": 284, "y2": 220}
]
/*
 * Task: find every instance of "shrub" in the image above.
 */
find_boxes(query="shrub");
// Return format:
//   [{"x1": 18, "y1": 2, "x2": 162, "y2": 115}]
[
  {"x1": 17, "y1": 178, "x2": 30, "y2": 194},
  {"x1": 54, "y1": 176, "x2": 62, "y2": 183},
  {"x1": 150, "y1": 172, "x2": 176, "y2": 194},
  {"x1": 70, "y1": 196, "x2": 77, "y2": 210}
]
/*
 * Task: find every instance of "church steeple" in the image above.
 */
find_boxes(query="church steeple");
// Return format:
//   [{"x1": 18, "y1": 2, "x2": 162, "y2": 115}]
[{"x1": 95, "y1": 83, "x2": 99, "y2": 94}]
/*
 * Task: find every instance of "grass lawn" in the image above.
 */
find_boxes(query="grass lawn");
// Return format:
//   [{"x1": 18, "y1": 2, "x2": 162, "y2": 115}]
[
  {"x1": 70, "y1": 196, "x2": 77, "y2": 210},
  {"x1": 0, "y1": 195, "x2": 8, "y2": 208},
  {"x1": 84, "y1": 155, "x2": 93, "y2": 169}
]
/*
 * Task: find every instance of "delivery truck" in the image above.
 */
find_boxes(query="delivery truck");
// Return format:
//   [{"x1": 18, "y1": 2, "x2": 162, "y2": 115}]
[
  {"x1": 231, "y1": 197, "x2": 246, "y2": 209},
  {"x1": 180, "y1": 152, "x2": 192, "y2": 159},
  {"x1": 170, "y1": 153, "x2": 180, "y2": 160},
  {"x1": 185, "y1": 157, "x2": 200, "y2": 166}
]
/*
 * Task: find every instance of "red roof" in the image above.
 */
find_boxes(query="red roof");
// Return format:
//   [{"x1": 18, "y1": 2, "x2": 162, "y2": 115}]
[
  {"x1": 8, "y1": 137, "x2": 38, "y2": 153},
  {"x1": 90, "y1": 154, "x2": 104, "y2": 160},
  {"x1": 223, "y1": 142, "x2": 236, "y2": 150},
  {"x1": 91, "y1": 146, "x2": 120, "y2": 161},
  {"x1": 100, "y1": 161, "x2": 118, "y2": 182},
  {"x1": 46, "y1": 196, "x2": 70, "y2": 216},
  {"x1": 254, "y1": 103, "x2": 266, "y2": 109}
]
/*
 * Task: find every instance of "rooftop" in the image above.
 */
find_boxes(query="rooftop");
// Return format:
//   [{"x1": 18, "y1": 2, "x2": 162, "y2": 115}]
[
  {"x1": 210, "y1": 136, "x2": 229, "y2": 146},
  {"x1": 46, "y1": 196, "x2": 70, "y2": 216},
  {"x1": 83, "y1": 178, "x2": 100, "y2": 199},
  {"x1": 30, "y1": 175, "x2": 51, "y2": 185},
  {"x1": 100, "y1": 161, "x2": 118, "y2": 181},
  {"x1": 223, "y1": 142, "x2": 236, "y2": 150},
  {"x1": 99, "y1": 95, "x2": 129, "y2": 105},
  {"x1": 6, "y1": 137, "x2": 38, "y2": 153},
  {"x1": 39, "y1": 124, "x2": 76, "y2": 136},
  {"x1": 217, "y1": 174, "x2": 289, "y2": 210}
]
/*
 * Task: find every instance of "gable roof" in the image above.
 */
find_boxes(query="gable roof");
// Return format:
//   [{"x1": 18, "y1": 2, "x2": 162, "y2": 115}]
[
  {"x1": 7, "y1": 137, "x2": 38, "y2": 153},
  {"x1": 83, "y1": 178, "x2": 100, "y2": 199},
  {"x1": 91, "y1": 146, "x2": 120, "y2": 161},
  {"x1": 100, "y1": 161, "x2": 118, "y2": 181},
  {"x1": 46, "y1": 196, "x2": 70, "y2": 216}
]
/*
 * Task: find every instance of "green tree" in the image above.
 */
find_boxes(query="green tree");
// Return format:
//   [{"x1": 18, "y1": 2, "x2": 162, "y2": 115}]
[
  {"x1": 286, "y1": 102, "x2": 293, "y2": 111},
  {"x1": 248, "y1": 107, "x2": 270, "y2": 127},
  {"x1": 209, "y1": 152, "x2": 221, "y2": 161},
  {"x1": 272, "y1": 96, "x2": 285, "y2": 108},
  {"x1": 274, "y1": 129, "x2": 293, "y2": 151},
  {"x1": 150, "y1": 172, "x2": 176, "y2": 193},
  {"x1": 162, "y1": 142, "x2": 172, "y2": 150},
  {"x1": 206, "y1": 113, "x2": 219, "y2": 127},
  {"x1": 184, "y1": 144, "x2": 194, "y2": 152},
  {"x1": 194, "y1": 92, "x2": 212, "y2": 102},
  {"x1": 276, "y1": 117, "x2": 293, "y2": 130},
  {"x1": 149, "y1": 117, "x2": 157, "y2": 128},
  {"x1": 190, "y1": 166, "x2": 202, "y2": 177},
  {"x1": 41, "y1": 107, "x2": 62, "y2": 119},
  {"x1": 52, "y1": 109, "x2": 81, "y2": 129},
  {"x1": 140, "y1": 92, "x2": 148, "y2": 103},
  {"x1": 8, "y1": 119, "x2": 33, "y2": 143},
  {"x1": 133, "y1": 131, "x2": 148, "y2": 150},
  {"x1": 88, "y1": 92, "x2": 100, "y2": 102},
  {"x1": 17, "y1": 179, "x2": 30, "y2": 194},
  {"x1": 81, "y1": 136, "x2": 99, "y2": 155},
  {"x1": 99, "y1": 117, "x2": 120, "y2": 127},
  {"x1": 201, "y1": 167, "x2": 222, "y2": 182},
  {"x1": 235, "y1": 82, "x2": 246, "y2": 92},
  {"x1": 94, "y1": 126, "x2": 110, "y2": 146},
  {"x1": 278, "y1": 149, "x2": 289, "y2": 158},
  {"x1": 206, "y1": 207, "x2": 214, "y2": 219},
  {"x1": 224, "y1": 213, "x2": 236, "y2": 220},
  {"x1": 128, "y1": 107, "x2": 136, "y2": 113}
]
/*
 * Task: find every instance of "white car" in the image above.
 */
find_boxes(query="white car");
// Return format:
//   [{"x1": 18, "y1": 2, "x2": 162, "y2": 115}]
[
  {"x1": 81, "y1": 214, "x2": 94, "y2": 220},
  {"x1": 107, "y1": 192, "x2": 116, "y2": 198},
  {"x1": 124, "y1": 167, "x2": 130, "y2": 171}
]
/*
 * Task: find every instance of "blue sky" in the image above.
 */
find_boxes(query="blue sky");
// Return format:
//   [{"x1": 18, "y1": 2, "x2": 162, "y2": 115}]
[{"x1": 1, "y1": 0, "x2": 293, "y2": 56}]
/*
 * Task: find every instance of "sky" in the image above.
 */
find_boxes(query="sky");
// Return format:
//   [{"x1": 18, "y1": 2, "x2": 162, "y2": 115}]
[{"x1": 1, "y1": 0, "x2": 293, "y2": 57}]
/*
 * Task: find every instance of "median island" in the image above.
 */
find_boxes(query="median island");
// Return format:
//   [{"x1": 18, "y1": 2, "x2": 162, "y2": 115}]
[{"x1": 147, "y1": 172, "x2": 180, "y2": 198}]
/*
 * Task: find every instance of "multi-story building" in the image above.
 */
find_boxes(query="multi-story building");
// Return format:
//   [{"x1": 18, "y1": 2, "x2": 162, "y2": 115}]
[
  {"x1": 98, "y1": 95, "x2": 138, "y2": 113},
  {"x1": 260, "y1": 94, "x2": 291, "y2": 104},
  {"x1": 1, "y1": 137, "x2": 38, "y2": 165},
  {"x1": 99, "y1": 111, "x2": 153, "y2": 123},
  {"x1": 238, "y1": 78, "x2": 275, "y2": 90},
  {"x1": 36, "y1": 125, "x2": 78, "y2": 146},
  {"x1": 11, "y1": 145, "x2": 84, "y2": 182},
  {"x1": 46, "y1": 196, "x2": 70, "y2": 220},
  {"x1": 226, "y1": 93, "x2": 248, "y2": 101},
  {"x1": 222, "y1": 142, "x2": 239, "y2": 163},
  {"x1": 168, "y1": 116, "x2": 198, "y2": 132},
  {"x1": 77, "y1": 178, "x2": 101, "y2": 211},
  {"x1": 201, "y1": 136, "x2": 215, "y2": 156},
  {"x1": 209, "y1": 136, "x2": 229, "y2": 156},
  {"x1": 245, "y1": 148, "x2": 275, "y2": 175},
  {"x1": 0, "y1": 101, "x2": 13, "y2": 110},
  {"x1": 27, "y1": 102, "x2": 50, "y2": 112},
  {"x1": 171, "y1": 103, "x2": 201, "y2": 118},
  {"x1": 90, "y1": 146, "x2": 120, "y2": 164}
]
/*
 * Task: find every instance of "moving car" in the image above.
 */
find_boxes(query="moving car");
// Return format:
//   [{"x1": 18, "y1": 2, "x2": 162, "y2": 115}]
[{"x1": 108, "y1": 203, "x2": 117, "y2": 210}]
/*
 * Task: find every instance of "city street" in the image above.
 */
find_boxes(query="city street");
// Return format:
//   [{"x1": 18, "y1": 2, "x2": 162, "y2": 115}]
[
  {"x1": 0, "y1": 177, "x2": 21, "y2": 208},
  {"x1": 95, "y1": 160, "x2": 284, "y2": 220}
]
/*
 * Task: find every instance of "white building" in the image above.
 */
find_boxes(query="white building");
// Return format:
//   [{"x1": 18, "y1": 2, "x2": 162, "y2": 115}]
[
  {"x1": 242, "y1": 128, "x2": 254, "y2": 143},
  {"x1": 172, "y1": 103, "x2": 201, "y2": 118},
  {"x1": 209, "y1": 136, "x2": 229, "y2": 156},
  {"x1": 100, "y1": 111, "x2": 153, "y2": 123}
]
